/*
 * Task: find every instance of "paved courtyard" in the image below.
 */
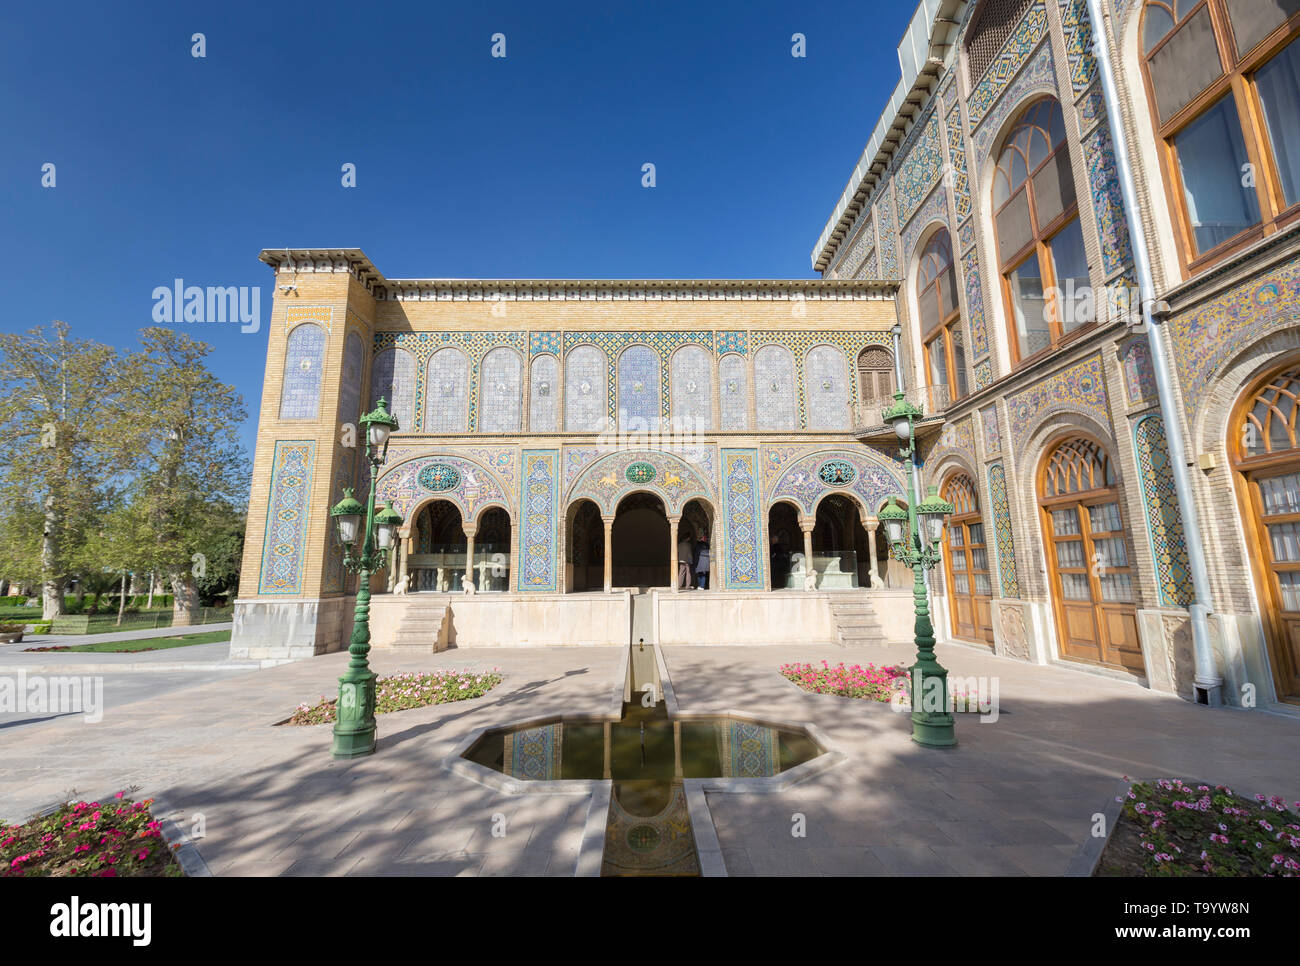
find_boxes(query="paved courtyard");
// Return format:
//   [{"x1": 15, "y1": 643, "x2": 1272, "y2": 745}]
[{"x1": 1, "y1": 640, "x2": 1297, "y2": 875}]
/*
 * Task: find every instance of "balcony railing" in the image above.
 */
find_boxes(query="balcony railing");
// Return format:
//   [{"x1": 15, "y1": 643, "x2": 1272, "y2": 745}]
[{"x1": 853, "y1": 385, "x2": 952, "y2": 430}]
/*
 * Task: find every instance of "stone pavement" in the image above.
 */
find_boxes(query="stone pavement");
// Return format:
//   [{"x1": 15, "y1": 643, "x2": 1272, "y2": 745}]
[{"x1": 1, "y1": 640, "x2": 1296, "y2": 875}]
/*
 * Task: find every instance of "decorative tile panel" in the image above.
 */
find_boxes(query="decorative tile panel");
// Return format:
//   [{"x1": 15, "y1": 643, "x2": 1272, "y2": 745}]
[
  {"x1": 1006, "y1": 354, "x2": 1109, "y2": 451},
  {"x1": 338, "y1": 332, "x2": 365, "y2": 429},
  {"x1": 424, "y1": 346, "x2": 470, "y2": 433},
  {"x1": 925, "y1": 415, "x2": 976, "y2": 470},
  {"x1": 258, "y1": 440, "x2": 316, "y2": 594},
  {"x1": 803, "y1": 345, "x2": 851, "y2": 431},
  {"x1": 719, "y1": 352, "x2": 749, "y2": 431},
  {"x1": 618, "y1": 345, "x2": 661, "y2": 431},
  {"x1": 373, "y1": 331, "x2": 526, "y2": 432},
  {"x1": 987, "y1": 462, "x2": 1021, "y2": 598},
  {"x1": 1119, "y1": 337, "x2": 1156, "y2": 406},
  {"x1": 962, "y1": 247, "x2": 990, "y2": 358},
  {"x1": 894, "y1": 109, "x2": 946, "y2": 228},
  {"x1": 1133, "y1": 415, "x2": 1193, "y2": 608},
  {"x1": 1057, "y1": 0, "x2": 1098, "y2": 94},
  {"x1": 279, "y1": 322, "x2": 327, "y2": 420},
  {"x1": 479, "y1": 346, "x2": 523, "y2": 433},
  {"x1": 529, "y1": 331, "x2": 561, "y2": 355},
  {"x1": 980, "y1": 404, "x2": 1002, "y2": 456},
  {"x1": 768, "y1": 447, "x2": 907, "y2": 516},
  {"x1": 973, "y1": 358, "x2": 994, "y2": 391},
  {"x1": 670, "y1": 344, "x2": 713, "y2": 429},
  {"x1": 838, "y1": 213, "x2": 877, "y2": 279},
  {"x1": 369, "y1": 347, "x2": 416, "y2": 432},
  {"x1": 376, "y1": 452, "x2": 511, "y2": 524},
  {"x1": 945, "y1": 101, "x2": 972, "y2": 223},
  {"x1": 721, "y1": 449, "x2": 764, "y2": 590},
  {"x1": 967, "y1": 1, "x2": 1049, "y2": 129},
  {"x1": 958, "y1": 217, "x2": 976, "y2": 254},
  {"x1": 717, "y1": 331, "x2": 748, "y2": 355},
  {"x1": 529, "y1": 354, "x2": 559, "y2": 432},
  {"x1": 1077, "y1": 84, "x2": 1106, "y2": 132},
  {"x1": 1082, "y1": 123, "x2": 1134, "y2": 278},
  {"x1": 568, "y1": 449, "x2": 714, "y2": 516},
  {"x1": 900, "y1": 185, "x2": 951, "y2": 271},
  {"x1": 285, "y1": 305, "x2": 332, "y2": 333},
  {"x1": 518, "y1": 450, "x2": 560, "y2": 592},
  {"x1": 971, "y1": 41, "x2": 1057, "y2": 166},
  {"x1": 564, "y1": 331, "x2": 713, "y2": 420},
  {"x1": 564, "y1": 344, "x2": 607, "y2": 432},
  {"x1": 753, "y1": 345, "x2": 797, "y2": 431},
  {"x1": 876, "y1": 184, "x2": 900, "y2": 279}
]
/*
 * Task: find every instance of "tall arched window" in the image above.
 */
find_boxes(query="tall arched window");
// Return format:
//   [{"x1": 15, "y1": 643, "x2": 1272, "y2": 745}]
[
  {"x1": 1039, "y1": 436, "x2": 1142, "y2": 673},
  {"x1": 916, "y1": 231, "x2": 969, "y2": 402},
  {"x1": 941, "y1": 473, "x2": 994, "y2": 644},
  {"x1": 479, "y1": 347, "x2": 522, "y2": 433},
  {"x1": 565, "y1": 344, "x2": 607, "y2": 432},
  {"x1": 1141, "y1": 1, "x2": 1300, "y2": 271},
  {"x1": 994, "y1": 97, "x2": 1092, "y2": 363},
  {"x1": 1231, "y1": 362, "x2": 1300, "y2": 701}
]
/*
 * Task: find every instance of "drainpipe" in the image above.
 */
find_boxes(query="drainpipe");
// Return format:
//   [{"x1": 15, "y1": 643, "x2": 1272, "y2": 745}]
[{"x1": 1085, "y1": 0, "x2": 1223, "y2": 706}]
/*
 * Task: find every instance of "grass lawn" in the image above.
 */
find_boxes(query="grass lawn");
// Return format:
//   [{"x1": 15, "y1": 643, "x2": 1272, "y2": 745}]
[{"x1": 24, "y1": 630, "x2": 231, "y2": 653}]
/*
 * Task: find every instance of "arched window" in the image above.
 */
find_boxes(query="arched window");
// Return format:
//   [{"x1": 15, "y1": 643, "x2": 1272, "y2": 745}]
[
  {"x1": 994, "y1": 97, "x2": 1092, "y2": 363},
  {"x1": 856, "y1": 346, "x2": 895, "y2": 412},
  {"x1": 1231, "y1": 362, "x2": 1300, "y2": 700},
  {"x1": 1039, "y1": 436, "x2": 1142, "y2": 672},
  {"x1": 719, "y1": 353, "x2": 750, "y2": 430},
  {"x1": 338, "y1": 332, "x2": 365, "y2": 428},
  {"x1": 671, "y1": 345, "x2": 713, "y2": 430},
  {"x1": 529, "y1": 354, "x2": 559, "y2": 433},
  {"x1": 804, "y1": 345, "x2": 851, "y2": 430},
  {"x1": 916, "y1": 231, "x2": 969, "y2": 402},
  {"x1": 617, "y1": 345, "x2": 660, "y2": 432},
  {"x1": 279, "y1": 322, "x2": 327, "y2": 420},
  {"x1": 1141, "y1": 1, "x2": 1300, "y2": 269},
  {"x1": 425, "y1": 346, "x2": 469, "y2": 433},
  {"x1": 941, "y1": 473, "x2": 993, "y2": 644}
]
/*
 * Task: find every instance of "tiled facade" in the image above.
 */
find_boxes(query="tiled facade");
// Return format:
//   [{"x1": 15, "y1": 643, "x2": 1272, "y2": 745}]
[{"x1": 814, "y1": 0, "x2": 1300, "y2": 712}]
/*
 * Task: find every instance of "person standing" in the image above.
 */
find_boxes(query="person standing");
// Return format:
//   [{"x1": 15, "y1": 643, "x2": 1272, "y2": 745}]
[
  {"x1": 693, "y1": 533, "x2": 711, "y2": 590},
  {"x1": 677, "y1": 531, "x2": 694, "y2": 590}
]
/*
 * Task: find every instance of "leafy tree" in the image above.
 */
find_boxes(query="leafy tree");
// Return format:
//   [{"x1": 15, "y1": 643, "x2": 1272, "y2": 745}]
[{"x1": 0, "y1": 323, "x2": 128, "y2": 618}]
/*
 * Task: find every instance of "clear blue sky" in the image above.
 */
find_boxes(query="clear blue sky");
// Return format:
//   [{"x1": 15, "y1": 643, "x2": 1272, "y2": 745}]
[{"x1": 0, "y1": 0, "x2": 915, "y2": 457}]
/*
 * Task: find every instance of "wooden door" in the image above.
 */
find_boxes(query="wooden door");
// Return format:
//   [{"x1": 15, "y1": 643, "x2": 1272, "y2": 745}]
[
  {"x1": 1040, "y1": 438, "x2": 1142, "y2": 673},
  {"x1": 942, "y1": 474, "x2": 995, "y2": 645}
]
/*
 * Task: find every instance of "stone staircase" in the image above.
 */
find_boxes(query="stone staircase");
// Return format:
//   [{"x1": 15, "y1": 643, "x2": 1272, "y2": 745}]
[
  {"x1": 389, "y1": 599, "x2": 449, "y2": 651},
  {"x1": 830, "y1": 595, "x2": 888, "y2": 647}
]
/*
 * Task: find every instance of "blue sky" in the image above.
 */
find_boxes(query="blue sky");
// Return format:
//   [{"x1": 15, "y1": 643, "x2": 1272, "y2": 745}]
[{"x1": 0, "y1": 0, "x2": 915, "y2": 457}]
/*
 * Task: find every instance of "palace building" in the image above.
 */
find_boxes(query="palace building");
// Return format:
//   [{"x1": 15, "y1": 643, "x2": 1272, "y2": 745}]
[{"x1": 232, "y1": 0, "x2": 1300, "y2": 715}]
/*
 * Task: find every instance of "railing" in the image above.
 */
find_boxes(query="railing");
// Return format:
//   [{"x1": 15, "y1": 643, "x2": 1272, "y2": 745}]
[{"x1": 853, "y1": 385, "x2": 952, "y2": 429}]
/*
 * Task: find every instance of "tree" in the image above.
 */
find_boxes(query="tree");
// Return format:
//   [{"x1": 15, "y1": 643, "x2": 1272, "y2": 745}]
[
  {"x1": 120, "y1": 328, "x2": 249, "y2": 626},
  {"x1": 0, "y1": 323, "x2": 128, "y2": 618}
]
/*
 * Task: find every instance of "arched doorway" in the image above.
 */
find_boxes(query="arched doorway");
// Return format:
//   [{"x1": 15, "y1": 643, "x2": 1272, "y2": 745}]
[
  {"x1": 408, "y1": 499, "x2": 467, "y2": 592},
  {"x1": 1231, "y1": 363, "x2": 1300, "y2": 702},
  {"x1": 767, "y1": 502, "x2": 801, "y2": 590},
  {"x1": 941, "y1": 473, "x2": 994, "y2": 644},
  {"x1": 679, "y1": 498, "x2": 716, "y2": 589},
  {"x1": 565, "y1": 499, "x2": 604, "y2": 593},
  {"x1": 612, "y1": 493, "x2": 670, "y2": 588},
  {"x1": 1039, "y1": 436, "x2": 1142, "y2": 673},
  {"x1": 811, "y1": 494, "x2": 871, "y2": 589},
  {"x1": 473, "y1": 506, "x2": 511, "y2": 593}
]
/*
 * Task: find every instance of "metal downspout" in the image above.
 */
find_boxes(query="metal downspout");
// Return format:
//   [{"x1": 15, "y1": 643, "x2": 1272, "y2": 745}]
[{"x1": 1085, "y1": 0, "x2": 1223, "y2": 705}]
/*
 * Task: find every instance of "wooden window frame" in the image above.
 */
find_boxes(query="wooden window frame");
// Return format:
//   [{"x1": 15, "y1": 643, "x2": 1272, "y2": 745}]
[
  {"x1": 917, "y1": 231, "x2": 969, "y2": 402},
  {"x1": 1141, "y1": 0, "x2": 1300, "y2": 277},
  {"x1": 941, "y1": 473, "x2": 994, "y2": 644},
  {"x1": 992, "y1": 97, "x2": 1095, "y2": 369}
]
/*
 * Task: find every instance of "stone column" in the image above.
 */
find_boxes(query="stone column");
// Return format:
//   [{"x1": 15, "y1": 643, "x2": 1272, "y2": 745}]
[
  {"x1": 463, "y1": 524, "x2": 477, "y2": 591},
  {"x1": 668, "y1": 515, "x2": 680, "y2": 593},
  {"x1": 603, "y1": 516, "x2": 614, "y2": 593},
  {"x1": 801, "y1": 521, "x2": 815, "y2": 591},
  {"x1": 865, "y1": 517, "x2": 879, "y2": 589}
]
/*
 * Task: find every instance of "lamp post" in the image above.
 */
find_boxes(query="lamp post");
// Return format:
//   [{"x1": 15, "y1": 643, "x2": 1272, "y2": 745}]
[
  {"x1": 880, "y1": 389, "x2": 956, "y2": 748},
  {"x1": 328, "y1": 398, "x2": 403, "y2": 759}
]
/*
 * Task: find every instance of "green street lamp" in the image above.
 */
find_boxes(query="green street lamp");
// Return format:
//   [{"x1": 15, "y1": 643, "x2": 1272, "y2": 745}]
[
  {"x1": 880, "y1": 390, "x2": 957, "y2": 748},
  {"x1": 328, "y1": 398, "x2": 403, "y2": 759}
]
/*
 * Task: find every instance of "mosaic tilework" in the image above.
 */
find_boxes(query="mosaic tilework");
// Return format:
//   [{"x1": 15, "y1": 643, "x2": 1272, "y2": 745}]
[
  {"x1": 804, "y1": 345, "x2": 850, "y2": 431},
  {"x1": 1169, "y1": 257, "x2": 1300, "y2": 425},
  {"x1": 258, "y1": 441, "x2": 316, "y2": 594},
  {"x1": 971, "y1": 41, "x2": 1057, "y2": 166},
  {"x1": 717, "y1": 331, "x2": 748, "y2": 355},
  {"x1": 876, "y1": 183, "x2": 900, "y2": 279},
  {"x1": 719, "y1": 721, "x2": 779, "y2": 778},
  {"x1": 751, "y1": 330, "x2": 891, "y2": 412},
  {"x1": 838, "y1": 213, "x2": 877, "y2": 279},
  {"x1": 375, "y1": 452, "x2": 511, "y2": 524},
  {"x1": 518, "y1": 450, "x2": 560, "y2": 592},
  {"x1": 945, "y1": 101, "x2": 972, "y2": 223},
  {"x1": 385, "y1": 445, "x2": 518, "y2": 489},
  {"x1": 279, "y1": 322, "x2": 327, "y2": 420},
  {"x1": 568, "y1": 449, "x2": 713, "y2": 516},
  {"x1": 1007, "y1": 354, "x2": 1109, "y2": 451},
  {"x1": 285, "y1": 305, "x2": 332, "y2": 333},
  {"x1": 530, "y1": 331, "x2": 561, "y2": 355},
  {"x1": 322, "y1": 447, "x2": 351, "y2": 596},
  {"x1": 369, "y1": 347, "x2": 417, "y2": 432},
  {"x1": 373, "y1": 331, "x2": 527, "y2": 432},
  {"x1": 564, "y1": 331, "x2": 714, "y2": 420},
  {"x1": 1057, "y1": 0, "x2": 1098, "y2": 94},
  {"x1": 503, "y1": 724, "x2": 562, "y2": 780},
  {"x1": 529, "y1": 354, "x2": 559, "y2": 432},
  {"x1": 962, "y1": 248, "x2": 990, "y2": 358},
  {"x1": 564, "y1": 344, "x2": 607, "y2": 432},
  {"x1": 767, "y1": 448, "x2": 907, "y2": 517},
  {"x1": 925, "y1": 415, "x2": 976, "y2": 471},
  {"x1": 900, "y1": 185, "x2": 951, "y2": 272},
  {"x1": 973, "y1": 358, "x2": 994, "y2": 391},
  {"x1": 894, "y1": 109, "x2": 946, "y2": 229},
  {"x1": 753, "y1": 345, "x2": 798, "y2": 431},
  {"x1": 719, "y1": 352, "x2": 749, "y2": 430},
  {"x1": 1082, "y1": 123, "x2": 1134, "y2": 278},
  {"x1": 671, "y1": 345, "x2": 713, "y2": 429},
  {"x1": 618, "y1": 345, "x2": 661, "y2": 431},
  {"x1": 981, "y1": 404, "x2": 1002, "y2": 456},
  {"x1": 986, "y1": 462, "x2": 1021, "y2": 598},
  {"x1": 479, "y1": 346, "x2": 523, "y2": 433},
  {"x1": 1077, "y1": 84, "x2": 1106, "y2": 131},
  {"x1": 1133, "y1": 415, "x2": 1193, "y2": 608},
  {"x1": 338, "y1": 332, "x2": 365, "y2": 428},
  {"x1": 958, "y1": 217, "x2": 976, "y2": 254},
  {"x1": 1119, "y1": 337, "x2": 1156, "y2": 406},
  {"x1": 721, "y1": 449, "x2": 764, "y2": 590},
  {"x1": 563, "y1": 445, "x2": 716, "y2": 495},
  {"x1": 760, "y1": 443, "x2": 907, "y2": 496},
  {"x1": 968, "y1": 1, "x2": 1049, "y2": 128},
  {"x1": 424, "y1": 346, "x2": 470, "y2": 433}
]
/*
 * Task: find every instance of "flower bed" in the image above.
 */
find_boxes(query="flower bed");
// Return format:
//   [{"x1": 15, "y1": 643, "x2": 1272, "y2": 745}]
[
  {"x1": 2, "y1": 792, "x2": 182, "y2": 877},
  {"x1": 1097, "y1": 778, "x2": 1300, "y2": 876},
  {"x1": 287, "y1": 668, "x2": 503, "y2": 725},
  {"x1": 779, "y1": 661, "x2": 909, "y2": 701}
]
